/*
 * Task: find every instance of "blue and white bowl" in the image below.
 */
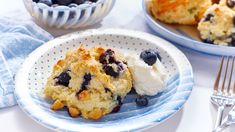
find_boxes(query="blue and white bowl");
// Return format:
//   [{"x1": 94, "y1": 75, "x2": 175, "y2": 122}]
[
  {"x1": 23, "y1": 0, "x2": 115, "y2": 29},
  {"x1": 15, "y1": 29, "x2": 194, "y2": 131}
]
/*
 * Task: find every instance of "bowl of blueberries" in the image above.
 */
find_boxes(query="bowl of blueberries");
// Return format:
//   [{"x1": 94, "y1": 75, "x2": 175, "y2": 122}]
[{"x1": 23, "y1": 0, "x2": 116, "y2": 29}]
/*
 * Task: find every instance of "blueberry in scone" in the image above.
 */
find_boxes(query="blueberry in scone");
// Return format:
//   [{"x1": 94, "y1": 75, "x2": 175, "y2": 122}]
[
  {"x1": 220, "y1": 0, "x2": 235, "y2": 10},
  {"x1": 198, "y1": 4, "x2": 235, "y2": 46},
  {"x1": 44, "y1": 45, "x2": 132, "y2": 120},
  {"x1": 149, "y1": 0, "x2": 212, "y2": 25}
]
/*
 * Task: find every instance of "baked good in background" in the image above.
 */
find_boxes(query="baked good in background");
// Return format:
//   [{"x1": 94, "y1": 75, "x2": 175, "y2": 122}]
[
  {"x1": 198, "y1": 4, "x2": 235, "y2": 46},
  {"x1": 149, "y1": 0, "x2": 212, "y2": 25}
]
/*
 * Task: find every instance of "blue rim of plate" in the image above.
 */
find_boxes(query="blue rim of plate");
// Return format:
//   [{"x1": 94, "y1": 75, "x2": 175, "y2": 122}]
[
  {"x1": 142, "y1": 0, "x2": 235, "y2": 56},
  {"x1": 14, "y1": 29, "x2": 194, "y2": 132}
]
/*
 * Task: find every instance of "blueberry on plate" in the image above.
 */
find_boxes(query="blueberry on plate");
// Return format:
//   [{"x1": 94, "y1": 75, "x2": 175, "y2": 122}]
[
  {"x1": 38, "y1": 0, "x2": 53, "y2": 6},
  {"x1": 140, "y1": 49, "x2": 161, "y2": 65},
  {"x1": 54, "y1": 0, "x2": 73, "y2": 5},
  {"x1": 135, "y1": 95, "x2": 149, "y2": 107},
  {"x1": 55, "y1": 71, "x2": 71, "y2": 87}
]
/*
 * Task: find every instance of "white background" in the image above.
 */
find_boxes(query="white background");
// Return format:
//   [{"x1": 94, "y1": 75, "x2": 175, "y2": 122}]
[{"x1": 0, "y1": 0, "x2": 234, "y2": 131}]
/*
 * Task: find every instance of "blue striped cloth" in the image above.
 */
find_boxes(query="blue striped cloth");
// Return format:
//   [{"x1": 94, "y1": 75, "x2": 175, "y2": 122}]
[{"x1": 0, "y1": 17, "x2": 53, "y2": 108}]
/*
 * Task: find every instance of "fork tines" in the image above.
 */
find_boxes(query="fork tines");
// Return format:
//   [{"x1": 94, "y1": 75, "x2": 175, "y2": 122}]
[{"x1": 214, "y1": 56, "x2": 235, "y2": 95}]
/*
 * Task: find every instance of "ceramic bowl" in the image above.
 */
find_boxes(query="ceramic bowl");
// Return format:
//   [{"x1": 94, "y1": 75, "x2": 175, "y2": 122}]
[{"x1": 23, "y1": 0, "x2": 115, "y2": 29}]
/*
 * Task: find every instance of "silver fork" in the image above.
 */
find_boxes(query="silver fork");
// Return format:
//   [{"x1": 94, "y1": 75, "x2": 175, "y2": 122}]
[
  {"x1": 213, "y1": 105, "x2": 235, "y2": 132},
  {"x1": 211, "y1": 56, "x2": 235, "y2": 129}
]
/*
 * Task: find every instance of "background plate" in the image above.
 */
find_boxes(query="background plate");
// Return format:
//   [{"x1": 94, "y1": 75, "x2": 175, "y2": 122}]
[
  {"x1": 142, "y1": 0, "x2": 235, "y2": 56},
  {"x1": 15, "y1": 29, "x2": 193, "y2": 132}
]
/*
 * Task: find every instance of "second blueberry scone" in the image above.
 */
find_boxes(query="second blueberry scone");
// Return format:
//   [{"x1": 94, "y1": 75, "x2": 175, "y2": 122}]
[
  {"x1": 149, "y1": 0, "x2": 212, "y2": 25},
  {"x1": 44, "y1": 45, "x2": 132, "y2": 120},
  {"x1": 198, "y1": 4, "x2": 235, "y2": 46}
]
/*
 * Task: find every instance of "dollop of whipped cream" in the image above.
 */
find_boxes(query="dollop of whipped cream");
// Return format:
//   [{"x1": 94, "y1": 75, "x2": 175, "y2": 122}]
[{"x1": 125, "y1": 53, "x2": 167, "y2": 96}]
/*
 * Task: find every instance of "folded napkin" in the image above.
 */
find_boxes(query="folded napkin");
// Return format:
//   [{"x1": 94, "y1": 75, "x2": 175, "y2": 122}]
[{"x1": 0, "y1": 17, "x2": 53, "y2": 108}]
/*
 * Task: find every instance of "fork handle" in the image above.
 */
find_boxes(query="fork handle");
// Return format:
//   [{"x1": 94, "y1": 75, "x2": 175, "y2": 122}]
[
  {"x1": 213, "y1": 121, "x2": 230, "y2": 132},
  {"x1": 215, "y1": 105, "x2": 225, "y2": 129}
]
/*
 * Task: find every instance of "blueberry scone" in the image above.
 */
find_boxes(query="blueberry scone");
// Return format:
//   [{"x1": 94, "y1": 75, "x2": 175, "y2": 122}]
[
  {"x1": 149, "y1": 0, "x2": 212, "y2": 25},
  {"x1": 198, "y1": 4, "x2": 235, "y2": 46},
  {"x1": 44, "y1": 45, "x2": 132, "y2": 120}
]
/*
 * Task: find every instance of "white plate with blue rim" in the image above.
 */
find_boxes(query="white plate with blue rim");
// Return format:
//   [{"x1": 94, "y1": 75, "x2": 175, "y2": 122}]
[
  {"x1": 14, "y1": 29, "x2": 193, "y2": 132},
  {"x1": 142, "y1": 0, "x2": 235, "y2": 56}
]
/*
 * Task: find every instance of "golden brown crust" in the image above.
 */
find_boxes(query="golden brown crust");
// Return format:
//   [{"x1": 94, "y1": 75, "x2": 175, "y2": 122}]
[
  {"x1": 68, "y1": 107, "x2": 80, "y2": 118},
  {"x1": 87, "y1": 108, "x2": 104, "y2": 120},
  {"x1": 50, "y1": 100, "x2": 65, "y2": 110}
]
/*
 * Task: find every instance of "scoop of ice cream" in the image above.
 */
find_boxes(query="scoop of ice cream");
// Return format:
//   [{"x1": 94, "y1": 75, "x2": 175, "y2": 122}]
[{"x1": 125, "y1": 53, "x2": 167, "y2": 96}]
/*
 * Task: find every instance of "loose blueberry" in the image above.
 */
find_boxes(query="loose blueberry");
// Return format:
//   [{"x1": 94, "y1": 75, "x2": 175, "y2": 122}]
[
  {"x1": 72, "y1": 0, "x2": 85, "y2": 5},
  {"x1": 135, "y1": 96, "x2": 149, "y2": 107},
  {"x1": 99, "y1": 49, "x2": 115, "y2": 64},
  {"x1": 140, "y1": 49, "x2": 161, "y2": 65},
  {"x1": 54, "y1": 0, "x2": 73, "y2": 5},
  {"x1": 204, "y1": 14, "x2": 214, "y2": 22},
  {"x1": 38, "y1": 0, "x2": 52, "y2": 6},
  {"x1": 55, "y1": 71, "x2": 71, "y2": 87},
  {"x1": 227, "y1": 0, "x2": 235, "y2": 8}
]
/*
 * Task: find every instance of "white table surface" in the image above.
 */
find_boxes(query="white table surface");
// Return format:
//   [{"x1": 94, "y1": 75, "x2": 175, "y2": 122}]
[{"x1": 0, "y1": 0, "x2": 234, "y2": 132}]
